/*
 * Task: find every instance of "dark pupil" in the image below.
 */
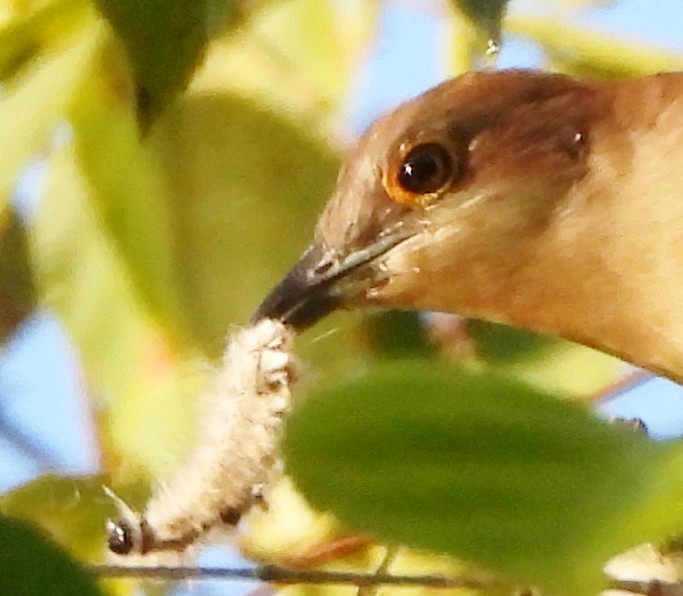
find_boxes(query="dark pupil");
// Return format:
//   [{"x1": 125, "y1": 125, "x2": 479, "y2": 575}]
[{"x1": 397, "y1": 143, "x2": 452, "y2": 194}]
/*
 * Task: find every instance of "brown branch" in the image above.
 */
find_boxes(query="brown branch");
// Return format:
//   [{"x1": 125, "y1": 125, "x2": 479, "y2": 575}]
[
  {"x1": 89, "y1": 564, "x2": 493, "y2": 589},
  {"x1": 610, "y1": 579, "x2": 683, "y2": 596},
  {"x1": 90, "y1": 564, "x2": 683, "y2": 595}
]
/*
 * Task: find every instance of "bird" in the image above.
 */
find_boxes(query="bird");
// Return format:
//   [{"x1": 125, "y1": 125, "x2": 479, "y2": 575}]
[{"x1": 252, "y1": 69, "x2": 683, "y2": 385}]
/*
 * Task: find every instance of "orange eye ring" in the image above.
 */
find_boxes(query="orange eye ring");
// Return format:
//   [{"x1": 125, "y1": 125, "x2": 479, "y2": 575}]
[{"x1": 385, "y1": 142, "x2": 456, "y2": 206}]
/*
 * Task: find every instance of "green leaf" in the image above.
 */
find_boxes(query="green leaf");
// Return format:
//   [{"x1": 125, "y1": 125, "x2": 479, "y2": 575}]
[
  {"x1": 150, "y1": 93, "x2": 340, "y2": 355},
  {"x1": 284, "y1": 362, "x2": 680, "y2": 595},
  {"x1": 1, "y1": 475, "x2": 114, "y2": 561},
  {"x1": 0, "y1": 6, "x2": 101, "y2": 216},
  {"x1": 0, "y1": 0, "x2": 88, "y2": 81},
  {"x1": 0, "y1": 210, "x2": 36, "y2": 343},
  {"x1": 507, "y1": 16, "x2": 683, "y2": 77},
  {"x1": 0, "y1": 514, "x2": 101, "y2": 595},
  {"x1": 92, "y1": 0, "x2": 209, "y2": 124},
  {"x1": 249, "y1": 0, "x2": 370, "y2": 106},
  {"x1": 30, "y1": 144, "x2": 201, "y2": 480},
  {"x1": 466, "y1": 319, "x2": 557, "y2": 363},
  {"x1": 447, "y1": 0, "x2": 509, "y2": 73},
  {"x1": 464, "y1": 320, "x2": 622, "y2": 398},
  {"x1": 193, "y1": 0, "x2": 380, "y2": 125},
  {"x1": 204, "y1": 0, "x2": 281, "y2": 36},
  {"x1": 68, "y1": 34, "x2": 187, "y2": 341},
  {"x1": 362, "y1": 311, "x2": 435, "y2": 360},
  {"x1": 451, "y1": 0, "x2": 508, "y2": 41}
]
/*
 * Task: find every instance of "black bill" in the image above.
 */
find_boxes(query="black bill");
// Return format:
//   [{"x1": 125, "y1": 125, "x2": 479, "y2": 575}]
[
  {"x1": 251, "y1": 227, "x2": 412, "y2": 330},
  {"x1": 250, "y1": 244, "x2": 342, "y2": 330}
]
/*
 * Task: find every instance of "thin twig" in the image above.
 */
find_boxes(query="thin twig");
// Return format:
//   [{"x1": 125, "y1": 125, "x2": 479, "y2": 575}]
[
  {"x1": 610, "y1": 579, "x2": 683, "y2": 596},
  {"x1": 357, "y1": 544, "x2": 399, "y2": 596},
  {"x1": 0, "y1": 408, "x2": 62, "y2": 469},
  {"x1": 89, "y1": 564, "x2": 492, "y2": 589},
  {"x1": 90, "y1": 564, "x2": 683, "y2": 595},
  {"x1": 593, "y1": 369, "x2": 653, "y2": 403}
]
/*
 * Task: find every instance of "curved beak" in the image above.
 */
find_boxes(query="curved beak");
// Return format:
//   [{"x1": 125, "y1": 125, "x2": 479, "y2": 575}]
[
  {"x1": 250, "y1": 244, "x2": 342, "y2": 330},
  {"x1": 251, "y1": 228, "x2": 412, "y2": 330}
]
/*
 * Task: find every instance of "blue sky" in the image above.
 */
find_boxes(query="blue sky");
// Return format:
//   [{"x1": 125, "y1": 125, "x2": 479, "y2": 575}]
[{"x1": 2, "y1": 0, "x2": 683, "y2": 559}]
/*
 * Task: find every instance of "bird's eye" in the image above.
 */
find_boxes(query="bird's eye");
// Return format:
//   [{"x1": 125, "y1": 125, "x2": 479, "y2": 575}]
[{"x1": 388, "y1": 142, "x2": 455, "y2": 206}]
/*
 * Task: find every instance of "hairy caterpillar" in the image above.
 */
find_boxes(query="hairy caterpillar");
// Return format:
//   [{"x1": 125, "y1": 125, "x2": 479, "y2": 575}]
[{"x1": 105, "y1": 318, "x2": 297, "y2": 557}]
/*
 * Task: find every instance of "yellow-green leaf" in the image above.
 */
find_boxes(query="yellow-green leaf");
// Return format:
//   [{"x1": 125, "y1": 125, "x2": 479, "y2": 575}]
[
  {"x1": 0, "y1": 5, "x2": 101, "y2": 216},
  {"x1": 507, "y1": 16, "x2": 683, "y2": 77},
  {"x1": 68, "y1": 33, "x2": 187, "y2": 342},
  {"x1": 150, "y1": 93, "x2": 340, "y2": 355},
  {"x1": 30, "y1": 144, "x2": 200, "y2": 480},
  {"x1": 1, "y1": 475, "x2": 111, "y2": 561},
  {"x1": 193, "y1": 0, "x2": 379, "y2": 129},
  {"x1": 0, "y1": 0, "x2": 87, "y2": 80}
]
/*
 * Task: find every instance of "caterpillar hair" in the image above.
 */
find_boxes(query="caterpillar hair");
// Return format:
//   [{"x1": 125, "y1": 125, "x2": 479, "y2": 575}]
[{"x1": 105, "y1": 318, "x2": 298, "y2": 557}]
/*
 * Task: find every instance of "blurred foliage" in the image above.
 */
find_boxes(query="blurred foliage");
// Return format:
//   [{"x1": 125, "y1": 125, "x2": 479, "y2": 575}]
[
  {"x1": 361, "y1": 310, "x2": 436, "y2": 360},
  {"x1": 1, "y1": 475, "x2": 117, "y2": 560},
  {"x1": 284, "y1": 362, "x2": 681, "y2": 595},
  {"x1": 466, "y1": 319, "x2": 557, "y2": 363},
  {"x1": 507, "y1": 15, "x2": 683, "y2": 77},
  {"x1": 450, "y1": 0, "x2": 508, "y2": 52},
  {"x1": 92, "y1": 0, "x2": 207, "y2": 125},
  {"x1": 149, "y1": 94, "x2": 339, "y2": 353},
  {"x1": 0, "y1": 0, "x2": 682, "y2": 595},
  {"x1": 0, "y1": 513, "x2": 101, "y2": 595},
  {"x1": 0, "y1": 209, "x2": 35, "y2": 341}
]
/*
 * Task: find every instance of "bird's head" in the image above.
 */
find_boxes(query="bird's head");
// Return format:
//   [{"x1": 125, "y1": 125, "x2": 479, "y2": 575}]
[
  {"x1": 253, "y1": 69, "x2": 683, "y2": 379},
  {"x1": 254, "y1": 69, "x2": 611, "y2": 332}
]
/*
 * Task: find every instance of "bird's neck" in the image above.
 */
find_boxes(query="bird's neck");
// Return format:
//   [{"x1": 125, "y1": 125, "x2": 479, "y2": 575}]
[
  {"x1": 374, "y1": 75, "x2": 683, "y2": 383},
  {"x1": 504, "y1": 82, "x2": 683, "y2": 383}
]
